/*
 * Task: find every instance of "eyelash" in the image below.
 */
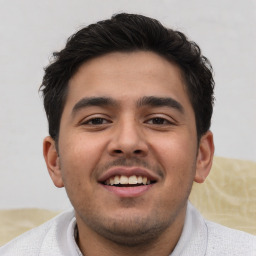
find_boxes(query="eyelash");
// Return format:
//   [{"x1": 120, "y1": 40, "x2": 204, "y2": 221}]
[
  {"x1": 145, "y1": 117, "x2": 173, "y2": 125},
  {"x1": 83, "y1": 117, "x2": 111, "y2": 125},
  {"x1": 81, "y1": 116, "x2": 175, "y2": 128}
]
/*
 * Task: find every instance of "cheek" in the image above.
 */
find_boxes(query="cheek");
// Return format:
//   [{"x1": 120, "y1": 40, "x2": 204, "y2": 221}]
[
  {"x1": 152, "y1": 134, "x2": 197, "y2": 189},
  {"x1": 58, "y1": 134, "x2": 107, "y2": 187},
  {"x1": 60, "y1": 133, "x2": 105, "y2": 165},
  {"x1": 153, "y1": 134, "x2": 196, "y2": 165}
]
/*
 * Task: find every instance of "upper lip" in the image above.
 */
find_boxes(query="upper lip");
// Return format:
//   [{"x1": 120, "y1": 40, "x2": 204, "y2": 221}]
[{"x1": 98, "y1": 166, "x2": 160, "y2": 183}]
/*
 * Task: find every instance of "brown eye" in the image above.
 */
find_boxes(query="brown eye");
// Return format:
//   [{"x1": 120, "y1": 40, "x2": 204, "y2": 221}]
[
  {"x1": 147, "y1": 118, "x2": 169, "y2": 125},
  {"x1": 86, "y1": 118, "x2": 109, "y2": 125}
]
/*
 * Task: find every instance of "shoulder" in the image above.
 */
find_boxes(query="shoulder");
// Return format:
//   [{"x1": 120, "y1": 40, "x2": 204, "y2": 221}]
[
  {"x1": 205, "y1": 220, "x2": 256, "y2": 256},
  {"x1": 0, "y1": 209, "x2": 75, "y2": 256},
  {"x1": 186, "y1": 202, "x2": 256, "y2": 256}
]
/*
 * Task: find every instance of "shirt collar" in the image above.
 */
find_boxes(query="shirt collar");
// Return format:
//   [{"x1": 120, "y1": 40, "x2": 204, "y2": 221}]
[{"x1": 170, "y1": 202, "x2": 208, "y2": 256}]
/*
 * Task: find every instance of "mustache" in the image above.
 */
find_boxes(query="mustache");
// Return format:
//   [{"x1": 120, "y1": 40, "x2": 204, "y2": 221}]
[{"x1": 95, "y1": 157, "x2": 164, "y2": 178}]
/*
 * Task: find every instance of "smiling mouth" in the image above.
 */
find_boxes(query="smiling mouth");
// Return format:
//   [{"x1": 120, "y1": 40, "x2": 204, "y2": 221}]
[{"x1": 103, "y1": 175, "x2": 156, "y2": 186}]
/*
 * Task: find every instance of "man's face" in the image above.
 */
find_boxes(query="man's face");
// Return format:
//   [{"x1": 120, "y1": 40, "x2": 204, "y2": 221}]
[{"x1": 44, "y1": 51, "x2": 213, "y2": 245}]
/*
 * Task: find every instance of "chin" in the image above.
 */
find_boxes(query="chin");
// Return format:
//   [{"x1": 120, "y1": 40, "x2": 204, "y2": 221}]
[{"x1": 81, "y1": 207, "x2": 175, "y2": 246}]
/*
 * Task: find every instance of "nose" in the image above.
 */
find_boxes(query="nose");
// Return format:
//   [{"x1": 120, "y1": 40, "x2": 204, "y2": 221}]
[{"x1": 107, "y1": 119, "x2": 149, "y2": 158}]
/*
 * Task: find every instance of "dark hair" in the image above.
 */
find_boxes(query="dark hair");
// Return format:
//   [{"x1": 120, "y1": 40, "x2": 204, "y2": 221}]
[{"x1": 40, "y1": 13, "x2": 214, "y2": 142}]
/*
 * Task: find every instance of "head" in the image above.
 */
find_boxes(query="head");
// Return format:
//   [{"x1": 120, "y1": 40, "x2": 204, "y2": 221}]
[
  {"x1": 40, "y1": 13, "x2": 214, "y2": 144},
  {"x1": 41, "y1": 13, "x2": 215, "y2": 253}
]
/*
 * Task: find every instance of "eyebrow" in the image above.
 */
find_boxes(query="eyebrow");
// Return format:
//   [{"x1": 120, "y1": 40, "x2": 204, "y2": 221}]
[
  {"x1": 72, "y1": 97, "x2": 117, "y2": 115},
  {"x1": 72, "y1": 95, "x2": 184, "y2": 116},
  {"x1": 137, "y1": 96, "x2": 184, "y2": 113}
]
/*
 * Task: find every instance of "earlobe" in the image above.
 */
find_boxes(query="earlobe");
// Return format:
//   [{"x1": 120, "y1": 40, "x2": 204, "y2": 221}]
[
  {"x1": 194, "y1": 131, "x2": 214, "y2": 183},
  {"x1": 43, "y1": 136, "x2": 64, "y2": 188}
]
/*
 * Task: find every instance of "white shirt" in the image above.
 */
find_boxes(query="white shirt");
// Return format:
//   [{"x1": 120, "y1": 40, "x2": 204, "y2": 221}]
[{"x1": 0, "y1": 202, "x2": 255, "y2": 255}]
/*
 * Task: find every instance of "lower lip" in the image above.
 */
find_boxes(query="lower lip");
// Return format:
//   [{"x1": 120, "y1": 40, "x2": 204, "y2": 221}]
[{"x1": 101, "y1": 184, "x2": 154, "y2": 197}]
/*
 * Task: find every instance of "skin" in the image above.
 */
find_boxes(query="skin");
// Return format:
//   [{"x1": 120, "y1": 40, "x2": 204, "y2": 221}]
[{"x1": 43, "y1": 51, "x2": 214, "y2": 256}]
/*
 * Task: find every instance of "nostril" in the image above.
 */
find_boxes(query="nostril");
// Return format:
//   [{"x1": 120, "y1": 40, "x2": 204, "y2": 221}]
[
  {"x1": 134, "y1": 149, "x2": 142, "y2": 154},
  {"x1": 114, "y1": 149, "x2": 123, "y2": 154}
]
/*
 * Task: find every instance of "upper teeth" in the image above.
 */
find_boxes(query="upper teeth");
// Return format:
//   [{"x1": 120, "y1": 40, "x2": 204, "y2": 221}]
[{"x1": 105, "y1": 175, "x2": 151, "y2": 185}]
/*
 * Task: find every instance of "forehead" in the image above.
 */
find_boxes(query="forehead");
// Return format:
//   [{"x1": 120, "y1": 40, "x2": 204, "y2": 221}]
[{"x1": 65, "y1": 51, "x2": 192, "y2": 112}]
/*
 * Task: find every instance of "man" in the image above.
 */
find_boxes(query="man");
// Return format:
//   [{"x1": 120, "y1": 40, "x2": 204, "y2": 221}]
[{"x1": 0, "y1": 13, "x2": 255, "y2": 256}]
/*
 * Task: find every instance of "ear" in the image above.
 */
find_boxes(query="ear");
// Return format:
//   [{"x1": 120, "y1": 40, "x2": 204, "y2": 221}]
[
  {"x1": 43, "y1": 136, "x2": 64, "y2": 188},
  {"x1": 194, "y1": 131, "x2": 214, "y2": 183}
]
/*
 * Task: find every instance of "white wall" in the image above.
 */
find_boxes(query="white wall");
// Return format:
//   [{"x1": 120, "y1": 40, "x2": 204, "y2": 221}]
[{"x1": 0, "y1": 0, "x2": 255, "y2": 210}]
